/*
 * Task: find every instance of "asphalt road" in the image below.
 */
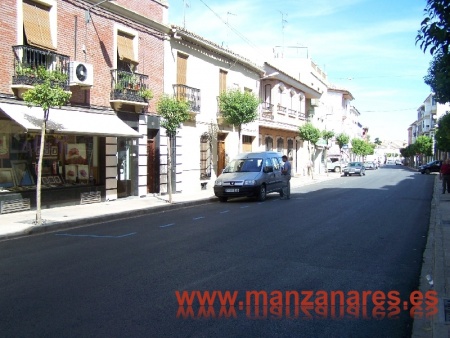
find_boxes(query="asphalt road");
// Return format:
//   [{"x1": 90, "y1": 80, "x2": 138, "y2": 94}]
[{"x1": 0, "y1": 165, "x2": 434, "y2": 337}]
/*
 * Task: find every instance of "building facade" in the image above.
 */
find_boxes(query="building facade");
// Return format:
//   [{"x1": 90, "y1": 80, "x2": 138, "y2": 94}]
[{"x1": 0, "y1": 0, "x2": 169, "y2": 211}]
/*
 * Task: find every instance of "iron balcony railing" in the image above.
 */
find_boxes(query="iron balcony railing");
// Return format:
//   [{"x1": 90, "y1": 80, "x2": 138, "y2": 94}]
[
  {"x1": 12, "y1": 45, "x2": 70, "y2": 90},
  {"x1": 277, "y1": 104, "x2": 287, "y2": 114},
  {"x1": 173, "y1": 84, "x2": 201, "y2": 112},
  {"x1": 110, "y1": 69, "x2": 150, "y2": 103}
]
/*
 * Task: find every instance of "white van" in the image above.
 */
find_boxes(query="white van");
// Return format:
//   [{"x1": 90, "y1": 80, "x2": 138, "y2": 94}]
[{"x1": 214, "y1": 151, "x2": 284, "y2": 202}]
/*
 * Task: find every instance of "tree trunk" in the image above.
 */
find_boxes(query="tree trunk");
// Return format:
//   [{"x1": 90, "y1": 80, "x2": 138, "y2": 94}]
[
  {"x1": 36, "y1": 111, "x2": 47, "y2": 225},
  {"x1": 167, "y1": 135, "x2": 172, "y2": 203},
  {"x1": 237, "y1": 125, "x2": 241, "y2": 154}
]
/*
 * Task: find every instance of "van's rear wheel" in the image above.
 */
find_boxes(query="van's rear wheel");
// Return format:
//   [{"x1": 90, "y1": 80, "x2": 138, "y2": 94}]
[{"x1": 257, "y1": 184, "x2": 267, "y2": 202}]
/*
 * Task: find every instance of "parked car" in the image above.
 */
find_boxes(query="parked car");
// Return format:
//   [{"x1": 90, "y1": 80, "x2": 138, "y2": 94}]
[
  {"x1": 418, "y1": 160, "x2": 442, "y2": 174},
  {"x1": 395, "y1": 159, "x2": 402, "y2": 165},
  {"x1": 214, "y1": 151, "x2": 284, "y2": 202},
  {"x1": 326, "y1": 158, "x2": 344, "y2": 173},
  {"x1": 343, "y1": 162, "x2": 366, "y2": 176},
  {"x1": 364, "y1": 161, "x2": 375, "y2": 170},
  {"x1": 386, "y1": 159, "x2": 396, "y2": 165}
]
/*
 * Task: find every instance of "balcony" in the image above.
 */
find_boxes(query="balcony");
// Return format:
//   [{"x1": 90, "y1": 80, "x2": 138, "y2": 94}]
[
  {"x1": 287, "y1": 108, "x2": 297, "y2": 118},
  {"x1": 173, "y1": 84, "x2": 201, "y2": 120},
  {"x1": 11, "y1": 45, "x2": 70, "y2": 98},
  {"x1": 110, "y1": 69, "x2": 150, "y2": 112},
  {"x1": 260, "y1": 102, "x2": 274, "y2": 120},
  {"x1": 277, "y1": 104, "x2": 287, "y2": 115}
]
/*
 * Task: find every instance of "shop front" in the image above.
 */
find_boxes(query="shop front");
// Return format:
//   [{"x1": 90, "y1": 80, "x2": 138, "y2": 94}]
[{"x1": 0, "y1": 101, "x2": 141, "y2": 213}]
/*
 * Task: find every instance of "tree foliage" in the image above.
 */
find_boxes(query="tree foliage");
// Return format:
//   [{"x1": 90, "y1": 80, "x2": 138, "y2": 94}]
[
  {"x1": 374, "y1": 137, "x2": 382, "y2": 146},
  {"x1": 321, "y1": 130, "x2": 335, "y2": 143},
  {"x1": 435, "y1": 111, "x2": 450, "y2": 151},
  {"x1": 218, "y1": 89, "x2": 259, "y2": 128},
  {"x1": 298, "y1": 123, "x2": 321, "y2": 145},
  {"x1": 414, "y1": 135, "x2": 433, "y2": 156},
  {"x1": 417, "y1": 0, "x2": 450, "y2": 103},
  {"x1": 400, "y1": 144, "x2": 416, "y2": 158},
  {"x1": 335, "y1": 133, "x2": 350, "y2": 150},
  {"x1": 416, "y1": 0, "x2": 450, "y2": 56},
  {"x1": 351, "y1": 139, "x2": 374, "y2": 157},
  {"x1": 156, "y1": 94, "x2": 190, "y2": 137}
]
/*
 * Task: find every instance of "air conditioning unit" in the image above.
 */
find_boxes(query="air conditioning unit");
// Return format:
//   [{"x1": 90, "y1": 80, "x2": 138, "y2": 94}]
[{"x1": 69, "y1": 61, "x2": 93, "y2": 87}]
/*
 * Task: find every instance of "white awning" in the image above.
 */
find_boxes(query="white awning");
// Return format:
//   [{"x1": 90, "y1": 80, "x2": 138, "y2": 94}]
[{"x1": 0, "y1": 102, "x2": 141, "y2": 138}]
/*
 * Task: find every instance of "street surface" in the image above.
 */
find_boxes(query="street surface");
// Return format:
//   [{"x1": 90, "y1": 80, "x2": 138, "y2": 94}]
[{"x1": 0, "y1": 165, "x2": 434, "y2": 337}]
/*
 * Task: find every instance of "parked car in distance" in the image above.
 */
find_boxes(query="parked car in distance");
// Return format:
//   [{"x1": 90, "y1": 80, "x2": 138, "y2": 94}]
[
  {"x1": 395, "y1": 159, "x2": 402, "y2": 165},
  {"x1": 326, "y1": 158, "x2": 344, "y2": 173},
  {"x1": 418, "y1": 160, "x2": 442, "y2": 174},
  {"x1": 364, "y1": 161, "x2": 376, "y2": 170},
  {"x1": 343, "y1": 162, "x2": 366, "y2": 176}
]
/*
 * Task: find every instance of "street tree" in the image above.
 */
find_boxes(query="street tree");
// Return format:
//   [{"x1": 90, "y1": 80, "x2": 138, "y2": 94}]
[
  {"x1": 351, "y1": 139, "x2": 373, "y2": 160},
  {"x1": 374, "y1": 138, "x2": 382, "y2": 146},
  {"x1": 22, "y1": 67, "x2": 72, "y2": 225},
  {"x1": 400, "y1": 144, "x2": 416, "y2": 166},
  {"x1": 416, "y1": 0, "x2": 450, "y2": 103},
  {"x1": 298, "y1": 122, "x2": 320, "y2": 178},
  {"x1": 156, "y1": 94, "x2": 190, "y2": 203},
  {"x1": 335, "y1": 133, "x2": 350, "y2": 159},
  {"x1": 218, "y1": 88, "x2": 260, "y2": 153},
  {"x1": 414, "y1": 135, "x2": 433, "y2": 163},
  {"x1": 322, "y1": 130, "x2": 335, "y2": 175},
  {"x1": 435, "y1": 111, "x2": 450, "y2": 152}
]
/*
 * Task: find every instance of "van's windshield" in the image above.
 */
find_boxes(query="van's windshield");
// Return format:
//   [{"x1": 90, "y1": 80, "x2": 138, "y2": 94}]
[{"x1": 223, "y1": 158, "x2": 263, "y2": 173}]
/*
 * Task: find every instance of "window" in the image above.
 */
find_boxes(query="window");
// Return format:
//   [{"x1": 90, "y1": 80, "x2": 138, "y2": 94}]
[
  {"x1": 23, "y1": 0, "x2": 55, "y2": 50},
  {"x1": 287, "y1": 139, "x2": 294, "y2": 159},
  {"x1": 177, "y1": 53, "x2": 188, "y2": 85},
  {"x1": 219, "y1": 69, "x2": 227, "y2": 94},
  {"x1": 117, "y1": 31, "x2": 138, "y2": 73},
  {"x1": 264, "y1": 84, "x2": 272, "y2": 104},
  {"x1": 200, "y1": 134, "x2": 211, "y2": 179},
  {"x1": 265, "y1": 136, "x2": 273, "y2": 151},
  {"x1": 277, "y1": 137, "x2": 284, "y2": 152}
]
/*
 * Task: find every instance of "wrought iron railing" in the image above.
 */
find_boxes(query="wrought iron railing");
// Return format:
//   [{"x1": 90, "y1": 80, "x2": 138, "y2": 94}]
[
  {"x1": 277, "y1": 104, "x2": 287, "y2": 114},
  {"x1": 110, "y1": 69, "x2": 150, "y2": 103},
  {"x1": 173, "y1": 84, "x2": 201, "y2": 112},
  {"x1": 12, "y1": 45, "x2": 70, "y2": 90}
]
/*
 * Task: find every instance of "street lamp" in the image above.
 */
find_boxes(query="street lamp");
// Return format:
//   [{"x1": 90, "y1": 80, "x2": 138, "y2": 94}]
[{"x1": 85, "y1": 0, "x2": 116, "y2": 23}]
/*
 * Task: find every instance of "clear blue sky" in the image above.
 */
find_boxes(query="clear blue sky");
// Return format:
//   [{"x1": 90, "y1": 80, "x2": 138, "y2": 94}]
[{"x1": 168, "y1": 0, "x2": 433, "y2": 142}]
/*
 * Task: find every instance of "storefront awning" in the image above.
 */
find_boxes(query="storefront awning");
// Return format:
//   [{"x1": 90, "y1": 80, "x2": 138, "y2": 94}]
[{"x1": 0, "y1": 102, "x2": 141, "y2": 138}]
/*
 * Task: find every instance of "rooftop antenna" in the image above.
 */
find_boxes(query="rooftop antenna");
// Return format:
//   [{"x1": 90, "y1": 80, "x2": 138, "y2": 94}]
[
  {"x1": 226, "y1": 12, "x2": 237, "y2": 48},
  {"x1": 279, "y1": 11, "x2": 288, "y2": 58},
  {"x1": 183, "y1": 0, "x2": 190, "y2": 28}
]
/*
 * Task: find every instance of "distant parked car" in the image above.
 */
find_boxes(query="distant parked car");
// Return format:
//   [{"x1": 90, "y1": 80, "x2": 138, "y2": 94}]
[
  {"x1": 326, "y1": 158, "x2": 344, "y2": 173},
  {"x1": 364, "y1": 161, "x2": 375, "y2": 170},
  {"x1": 418, "y1": 160, "x2": 442, "y2": 174},
  {"x1": 343, "y1": 162, "x2": 366, "y2": 176},
  {"x1": 386, "y1": 159, "x2": 396, "y2": 165},
  {"x1": 395, "y1": 159, "x2": 402, "y2": 165}
]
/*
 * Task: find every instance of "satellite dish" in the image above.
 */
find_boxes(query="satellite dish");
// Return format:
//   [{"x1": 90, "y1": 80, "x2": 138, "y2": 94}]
[{"x1": 76, "y1": 64, "x2": 88, "y2": 81}]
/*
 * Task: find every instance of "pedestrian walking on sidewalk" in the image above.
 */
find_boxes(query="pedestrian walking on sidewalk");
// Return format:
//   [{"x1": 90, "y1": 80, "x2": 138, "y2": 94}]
[
  {"x1": 440, "y1": 159, "x2": 450, "y2": 194},
  {"x1": 280, "y1": 155, "x2": 291, "y2": 199}
]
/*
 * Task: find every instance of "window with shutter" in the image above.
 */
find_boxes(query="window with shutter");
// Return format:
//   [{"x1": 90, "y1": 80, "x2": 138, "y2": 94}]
[{"x1": 23, "y1": 0, "x2": 55, "y2": 50}]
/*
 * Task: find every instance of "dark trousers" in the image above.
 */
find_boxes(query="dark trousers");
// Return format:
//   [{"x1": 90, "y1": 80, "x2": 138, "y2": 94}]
[{"x1": 443, "y1": 175, "x2": 450, "y2": 193}]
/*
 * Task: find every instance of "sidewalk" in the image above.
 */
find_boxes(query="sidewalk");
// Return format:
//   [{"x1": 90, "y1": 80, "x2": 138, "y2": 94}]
[
  {"x1": 413, "y1": 174, "x2": 450, "y2": 337},
  {"x1": 0, "y1": 172, "x2": 339, "y2": 240}
]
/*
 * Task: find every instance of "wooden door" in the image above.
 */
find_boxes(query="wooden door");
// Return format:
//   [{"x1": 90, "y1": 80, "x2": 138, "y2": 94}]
[
  {"x1": 147, "y1": 138, "x2": 156, "y2": 193},
  {"x1": 217, "y1": 140, "x2": 226, "y2": 175}
]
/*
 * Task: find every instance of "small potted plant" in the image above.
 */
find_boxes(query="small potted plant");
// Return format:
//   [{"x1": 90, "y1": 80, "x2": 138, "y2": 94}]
[{"x1": 139, "y1": 88, "x2": 153, "y2": 102}]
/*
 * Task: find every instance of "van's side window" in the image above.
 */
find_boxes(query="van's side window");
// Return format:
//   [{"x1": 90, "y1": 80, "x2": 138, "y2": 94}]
[
  {"x1": 264, "y1": 158, "x2": 272, "y2": 168},
  {"x1": 271, "y1": 158, "x2": 280, "y2": 170}
]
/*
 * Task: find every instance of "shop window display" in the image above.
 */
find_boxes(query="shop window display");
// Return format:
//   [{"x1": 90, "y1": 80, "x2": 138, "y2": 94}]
[{"x1": 0, "y1": 132, "x2": 99, "y2": 192}]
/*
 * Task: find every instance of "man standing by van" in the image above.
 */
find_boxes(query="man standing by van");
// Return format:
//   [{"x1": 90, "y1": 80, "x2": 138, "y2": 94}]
[{"x1": 281, "y1": 155, "x2": 291, "y2": 199}]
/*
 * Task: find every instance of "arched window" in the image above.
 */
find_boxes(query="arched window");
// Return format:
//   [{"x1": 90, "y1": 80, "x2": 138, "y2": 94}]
[
  {"x1": 265, "y1": 136, "x2": 273, "y2": 151},
  {"x1": 277, "y1": 137, "x2": 284, "y2": 152}
]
